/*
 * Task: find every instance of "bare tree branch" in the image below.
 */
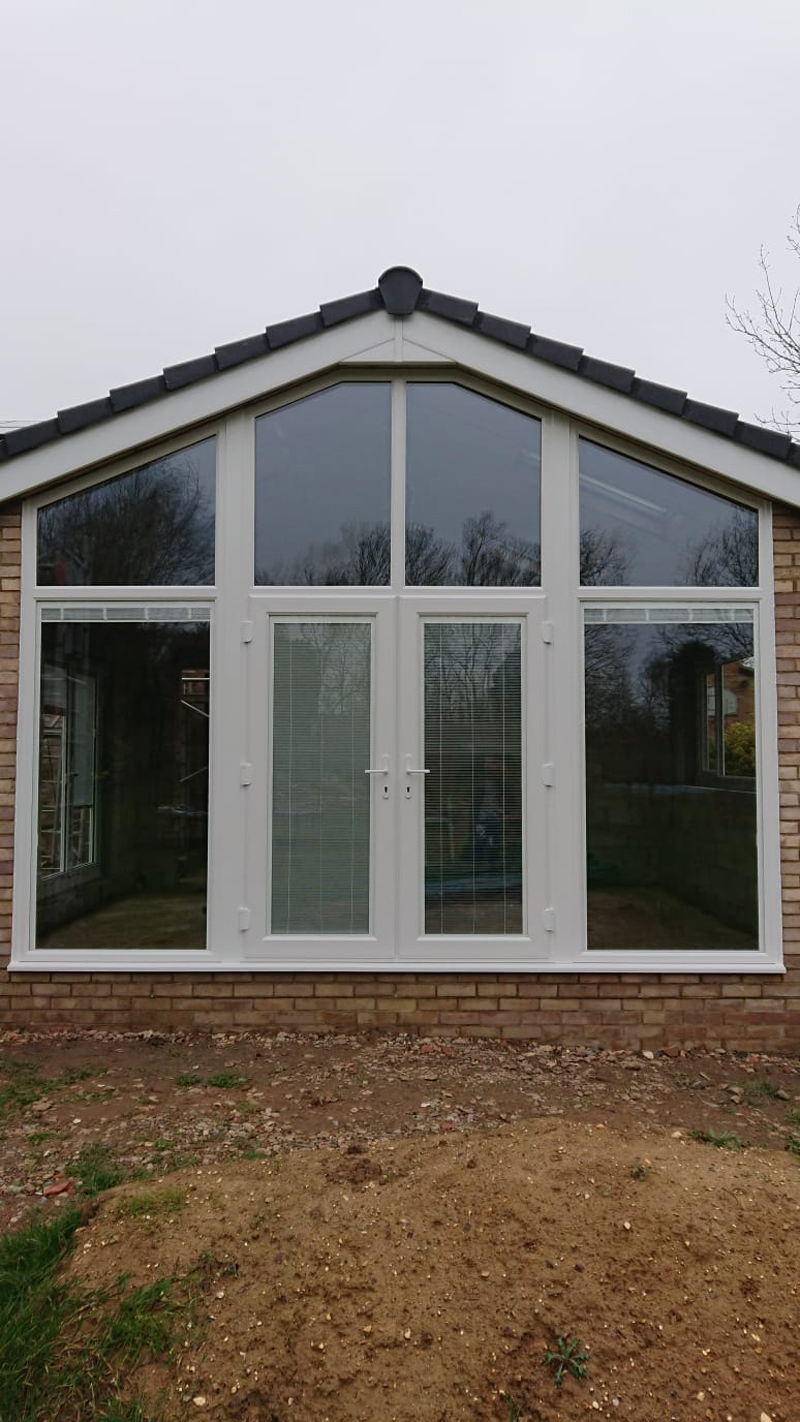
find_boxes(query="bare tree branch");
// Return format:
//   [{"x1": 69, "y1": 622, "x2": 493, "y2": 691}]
[{"x1": 727, "y1": 206, "x2": 800, "y2": 435}]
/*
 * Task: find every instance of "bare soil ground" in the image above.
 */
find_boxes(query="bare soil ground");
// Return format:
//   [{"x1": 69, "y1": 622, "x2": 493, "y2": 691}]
[{"x1": 2, "y1": 1029, "x2": 800, "y2": 1421}]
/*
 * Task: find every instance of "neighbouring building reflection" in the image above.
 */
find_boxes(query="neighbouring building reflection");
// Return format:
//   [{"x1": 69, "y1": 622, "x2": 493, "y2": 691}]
[
  {"x1": 584, "y1": 616, "x2": 758, "y2": 950},
  {"x1": 424, "y1": 622, "x2": 523, "y2": 934},
  {"x1": 36, "y1": 619, "x2": 210, "y2": 949}
]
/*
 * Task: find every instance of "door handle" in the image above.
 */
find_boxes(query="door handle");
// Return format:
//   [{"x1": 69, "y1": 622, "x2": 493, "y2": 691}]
[
  {"x1": 365, "y1": 755, "x2": 390, "y2": 797},
  {"x1": 404, "y1": 756, "x2": 429, "y2": 775},
  {"x1": 364, "y1": 755, "x2": 390, "y2": 776}
]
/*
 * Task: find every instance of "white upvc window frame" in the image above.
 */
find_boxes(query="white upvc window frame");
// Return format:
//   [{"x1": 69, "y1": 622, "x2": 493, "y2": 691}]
[{"x1": 9, "y1": 367, "x2": 783, "y2": 973}]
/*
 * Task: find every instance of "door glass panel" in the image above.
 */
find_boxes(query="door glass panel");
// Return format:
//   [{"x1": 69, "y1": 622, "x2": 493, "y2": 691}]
[
  {"x1": 406, "y1": 385, "x2": 541, "y2": 586},
  {"x1": 255, "y1": 385, "x2": 391, "y2": 585},
  {"x1": 579, "y1": 439, "x2": 758, "y2": 587},
  {"x1": 423, "y1": 622, "x2": 523, "y2": 934},
  {"x1": 271, "y1": 622, "x2": 372, "y2": 933},
  {"x1": 584, "y1": 609, "x2": 758, "y2": 950}
]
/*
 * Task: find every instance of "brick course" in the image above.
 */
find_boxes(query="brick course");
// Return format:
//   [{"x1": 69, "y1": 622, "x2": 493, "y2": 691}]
[{"x1": 0, "y1": 497, "x2": 798, "y2": 1050}]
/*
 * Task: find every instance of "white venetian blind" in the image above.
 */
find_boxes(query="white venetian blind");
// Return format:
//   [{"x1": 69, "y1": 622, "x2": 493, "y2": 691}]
[
  {"x1": 271, "y1": 621, "x2": 372, "y2": 934},
  {"x1": 423, "y1": 621, "x2": 523, "y2": 935}
]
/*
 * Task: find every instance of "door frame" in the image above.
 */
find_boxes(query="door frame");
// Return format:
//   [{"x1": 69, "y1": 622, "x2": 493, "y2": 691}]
[
  {"x1": 395, "y1": 593, "x2": 552, "y2": 966},
  {"x1": 243, "y1": 592, "x2": 397, "y2": 966}
]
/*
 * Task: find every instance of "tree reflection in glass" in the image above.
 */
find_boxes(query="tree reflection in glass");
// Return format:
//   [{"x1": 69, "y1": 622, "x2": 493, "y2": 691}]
[
  {"x1": 37, "y1": 440, "x2": 216, "y2": 586},
  {"x1": 255, "y1": 385, "x2": 391, "y2": 585},
  {"x1": 406, "y1": 385, "x2": 541, "y2": 586},
  {"x1": 584, "y1": 614, "x2": 758, "y2": 951},
  {"x1": 579, "y1": 440, "x2": 758, "y2": 587}
]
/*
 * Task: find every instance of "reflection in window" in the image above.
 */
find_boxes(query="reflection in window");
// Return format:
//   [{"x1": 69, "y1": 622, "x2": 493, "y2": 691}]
[
  {"x1": 36, "y1": 617, "x2": 210, "y2": 950},
  {"x1": 39, "y1": 667, "x2": 97, "y2": 877},
  {"x1": 424, "y1": 622, "x2": 523, "y2": 934},
  {"x1": 255, "y1": 385, "x2": 391, "y2": 585},
  {"x1": 584, "y1": 610, "x2": 758, "y2": 951},
  {"x1": 37, "y1": 440, "x2": 216, "y2": 586},
  {"x1": 579, "y1": 441, "x2": 758, "y2": 587},
  {"x1": 271, "y1": 622, "x2": 371, "y2": 933},
  {"x1": 406, "y1": 385, "x2": 541, "y2": 586}
]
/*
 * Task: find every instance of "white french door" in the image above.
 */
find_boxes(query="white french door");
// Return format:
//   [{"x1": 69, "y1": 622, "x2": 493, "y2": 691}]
[{"x1": 244, "y1": 594, "x2": 550, "y2": 967}]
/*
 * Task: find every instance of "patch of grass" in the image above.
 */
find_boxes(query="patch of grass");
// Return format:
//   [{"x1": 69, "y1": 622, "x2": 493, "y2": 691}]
[
  {"x1": 506, "y1": 1395, "x2": 521, "y2": 1422},
  {"x1": 115, "y1": 1188, "x2": 185, "y2": 1221},
  {"x1": 241, "y1": 1147, "x2": 267, "y2": 1160},
  {"x1": 691, "y1": 1128, "x2": 749, "y2": 1151},
  {"x1": 0, "y1": 1204, "x2": 184, "y2": 1421},
  {"x1": 175, "y1": 1072, "x2": 202, "y2": 1089},
  {"x1": 162, "y1": 1151, "x2": 198, "y2": 1174},
  {"x1": 59, "y1": 1066, "x2": 101, "y2": 1086},
  {"x1": 205, "y1": 1070, "x2": 249, "y2": 1089},
  {"x1": 98, "y1": 1278, "x2": 179, "y2": 1361},
  {"x1": 786, "y1": 1132, "x2": 800, "y2": 1158},
  {"x1": 0, "y1": 1204, "x2": 84, "y2": 1422},
  {"x1": 0, "y1": 1061, "x2": 49, "y2": 1120},
  {"x1": 743, "y1": 1077, "x2": 781, "y2": 1102},
  {"x1": 195, "y1": 1250, "x2": 239, "y2": 1281},
  {"x1": 629, "y1": 1160, "x2": 651, "y2": 1181},
  {"x1": 788, "y1": 1109, "x2": 800, "y2": 1132},
  {"x1": 67, "y1": 1144, "x2": 126, "y2": 1197},
  {"x1": 543, "y1": 1335, "x2": 589, "y2": 1390}
]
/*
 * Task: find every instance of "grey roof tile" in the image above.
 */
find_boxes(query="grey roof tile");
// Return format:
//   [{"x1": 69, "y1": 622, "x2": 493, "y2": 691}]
[
  {"x1": 57, "y1": 397, "x2": 113, "y2": 434},
  {"x1": 163, "y1": 354, "x2": 218, "y2": 391},
  {"x1": 579, "y1": 356, "x2": 636, "y2": 394},
  {"x1": 1, "y1": 264, "x2": 799, "y2": 470},
  {"x1": 265, "y1": 312, "x2": 324, "y2": 349},
  {"x1": 683, "y1": 399, "x2": 740, "y2": 438},
  {"x1": 476, "y1": 311, "x2": 531, "y2": 349},
  {"x1": 215, "y1": 333, "x2": 269, "y2": 371},
  {"x1": 528, "y1": 333, "x2": 583, "y2": 370},
  {"x1": 420, "y1": 289, "x2": 479, "y2": 325},
  {"x1": 320, "y1": 290, "x2": 380, "y2": 326},
  {"x1": 1, "y1": 418, "x2": 60, "y2": 457},
  {"x1": 736, "y1": 422, "x2": 793, "y2": 459},
  {"x1": 630, "y1": 378, "x2": 687, "y2": 415},
  {"x1": 109, "y1": 375, "x2": 166, "y2": 413}
]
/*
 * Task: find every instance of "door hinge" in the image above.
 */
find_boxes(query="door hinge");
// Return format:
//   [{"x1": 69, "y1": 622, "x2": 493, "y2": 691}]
[
  {"x1": 237, "y1": 906, "x2": 250, "y2": 931},
  {"x1": 541, "y1": 620, "x2": 554, "y2": 644},
  {"x1": 542, "y1": 762, "x2": 555, "y2": 787},
  {"x1": 241, "y1": 619, "x2": 254, "y2": 644},
  {"x1": 240, "y1": 761, "x2": 253, "y2": 786},
  {"x1": 542, "y1": 906, "x2": 556, "y2": 932}
]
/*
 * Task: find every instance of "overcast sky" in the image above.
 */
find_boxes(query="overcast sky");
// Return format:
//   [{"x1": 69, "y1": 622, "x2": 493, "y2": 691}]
[{"x1": 1, "y1": 0, "x2": 799, "y2": 429}]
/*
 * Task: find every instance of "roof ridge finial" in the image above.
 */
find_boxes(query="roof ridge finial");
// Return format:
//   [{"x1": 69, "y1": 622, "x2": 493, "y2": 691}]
[{"x1": 378, "y1": 266, "x2": 423, "y2": 316}]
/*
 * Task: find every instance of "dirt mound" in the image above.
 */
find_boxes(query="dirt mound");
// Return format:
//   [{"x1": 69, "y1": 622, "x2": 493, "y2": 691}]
[{"x1": 66, "y1": 1120, "x2": 800, "y2": 1421}]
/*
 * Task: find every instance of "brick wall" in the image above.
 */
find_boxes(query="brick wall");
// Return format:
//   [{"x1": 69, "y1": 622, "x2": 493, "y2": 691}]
[{"x1": 0, "y1": 497, "x2": 798, "y2": 1051}]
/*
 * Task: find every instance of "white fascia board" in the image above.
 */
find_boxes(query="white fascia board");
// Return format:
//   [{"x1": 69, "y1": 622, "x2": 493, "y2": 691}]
[
  {"x1": 402, "y1": 313, "x2": 800, "y2": 508},
  {"x1": 0, "y1": 311, "x2": 397, "y2": 500}
]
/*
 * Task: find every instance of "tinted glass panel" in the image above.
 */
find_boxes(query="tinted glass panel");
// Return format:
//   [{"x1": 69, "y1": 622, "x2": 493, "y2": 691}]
[
  {"x1": 255, "y1": 385, "x2": 391, "y2": 584},
  {"x1": 584, "y1": 611, "x2": 758, "y2": 951},
  {"x1": 37, "y1": 440, "x2": 216, "y2": 585},
  {"x1": 406, "y1": 385, "x2": 541, "y2": 586},
  {"x1": 424, "y1": 622, "x2": 523, "y2": 934},
  {"x1": 579, "y1": 440, "x2": 758, "y2": 587},
  {"x1": 36, "y1": 617, "x2": 210, "y2": 949},
  {"x1": 271, "y1": 622, "x2": 371, "y2": 933}
]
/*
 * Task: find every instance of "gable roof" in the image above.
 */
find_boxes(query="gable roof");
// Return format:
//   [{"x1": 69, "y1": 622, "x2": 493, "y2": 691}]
[{"x1": 2, "y1": 265, "x2": 799, "y2": 469}]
